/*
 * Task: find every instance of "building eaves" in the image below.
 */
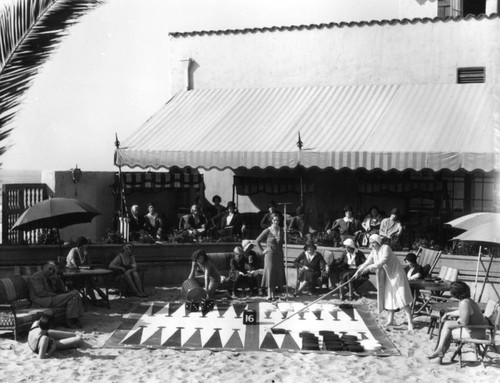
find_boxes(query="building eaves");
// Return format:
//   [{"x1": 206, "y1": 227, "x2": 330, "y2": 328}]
[{"x1": 169, "y1": 13, "x2": 499, "y2": 38}]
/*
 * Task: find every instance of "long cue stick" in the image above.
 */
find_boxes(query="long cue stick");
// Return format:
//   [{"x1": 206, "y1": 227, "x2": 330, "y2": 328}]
[{"x1": 270, "y1": 276, "x2": 356, "y2": 333}]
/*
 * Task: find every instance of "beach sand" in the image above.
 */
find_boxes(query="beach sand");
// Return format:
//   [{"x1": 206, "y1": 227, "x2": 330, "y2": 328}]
[{"x1": 1, "y1": 288, "x2": 499, "y2": 383}]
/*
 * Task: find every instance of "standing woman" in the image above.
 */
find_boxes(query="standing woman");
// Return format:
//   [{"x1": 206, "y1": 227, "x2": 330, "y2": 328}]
[
  {"x1": 255, "y1": 213, "x2": 286, "y2": 301},
  {"x1": 354, "y1": 234, "x2": 414, "y2": 330},
  {"x1": 109, "y1": 242, "x2": 147, "y2": 297}
]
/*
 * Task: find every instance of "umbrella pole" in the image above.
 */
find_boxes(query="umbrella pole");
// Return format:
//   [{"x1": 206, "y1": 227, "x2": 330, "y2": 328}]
[
  {"x1": 57, "y1": 228, "x2": 63, "y2": 259},
  {"x1": 478, "y1": 254, "x2": 495, "y2": 302},
  {"x1": 473, "y1": 246, "x2": 482, "y2": 301}
]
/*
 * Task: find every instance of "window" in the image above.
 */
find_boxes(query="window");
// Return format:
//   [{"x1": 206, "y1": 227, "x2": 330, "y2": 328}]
[
  {"x1": 442, "y1": 170, "x2": 494, "y2": 215},
  {"x1": 438, "y1": 0, "x2": 486, "y2": 18},
  {"x1": 457, "y1": 67, "x2": 485, "y2": 84}
]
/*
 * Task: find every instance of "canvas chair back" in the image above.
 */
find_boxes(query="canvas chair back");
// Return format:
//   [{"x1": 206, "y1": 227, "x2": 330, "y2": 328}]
[
  {"x1": 438, "y1": 265, "x2": 459, "y2": 282},
  {"x1": 484, "y1": 300, "x2": 500, "y2": 331},
  {"x1": 416, "y1": 247, "x2": 442, "y2": 276}
]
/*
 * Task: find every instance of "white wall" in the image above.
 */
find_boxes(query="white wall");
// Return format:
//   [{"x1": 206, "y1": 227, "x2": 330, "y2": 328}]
[
  {"x1": 170, "y1": 18, "x2": 500, "y2": 93},
  {"x1": 41, "y1": 171, "x2": 116, "y2": 243}
]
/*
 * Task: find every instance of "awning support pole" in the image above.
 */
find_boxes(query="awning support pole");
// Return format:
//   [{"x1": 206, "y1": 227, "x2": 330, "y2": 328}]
[{"x1": 279, "y1": 202, "x2": 292, "y2": 300}]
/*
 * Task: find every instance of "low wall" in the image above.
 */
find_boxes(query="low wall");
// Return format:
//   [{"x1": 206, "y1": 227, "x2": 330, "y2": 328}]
[{"x1": 0, "y1": 244, "x2": 498, "y2": 302}]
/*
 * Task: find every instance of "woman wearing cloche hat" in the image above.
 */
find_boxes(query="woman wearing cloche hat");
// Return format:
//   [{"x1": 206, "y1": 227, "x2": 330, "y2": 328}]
[
  {"x1": 241, "y1": 239, "x2": 263, "y2": 296},
  {"x1": 354, "y1": 234, "x2": 414, "y2": 331},
  {"x1": 336, "y1": 238, "x2": 367, "y2": 300},
  {"x1": 292, "y1": 240, "x2": 327, "y2": 297}
]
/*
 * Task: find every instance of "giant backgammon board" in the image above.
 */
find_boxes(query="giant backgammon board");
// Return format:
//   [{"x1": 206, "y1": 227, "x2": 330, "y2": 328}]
[{"x1": 104, "y1": 300, "x2": 399, "y2": 355}]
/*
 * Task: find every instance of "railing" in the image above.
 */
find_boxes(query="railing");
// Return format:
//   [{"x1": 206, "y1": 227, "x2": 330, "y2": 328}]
[{"x1": 2, "y1": 184, "x2": 49, "y2": 244}]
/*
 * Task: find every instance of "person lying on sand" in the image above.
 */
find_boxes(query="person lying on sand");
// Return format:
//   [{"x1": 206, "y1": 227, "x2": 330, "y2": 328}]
[{"x1": 28, "y1": 314, "x2": 82, "y2": 359}]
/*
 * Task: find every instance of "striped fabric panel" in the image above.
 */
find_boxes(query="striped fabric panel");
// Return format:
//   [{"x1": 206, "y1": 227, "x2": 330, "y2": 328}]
[{"x1": 0, "y1": 276, "x2": 30, "y2": 303}]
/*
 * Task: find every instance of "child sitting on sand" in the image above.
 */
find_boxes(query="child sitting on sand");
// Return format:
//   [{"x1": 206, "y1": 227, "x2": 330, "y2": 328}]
[{"x1": 28, "y1": 313, "x2": 83, "y2": 359}]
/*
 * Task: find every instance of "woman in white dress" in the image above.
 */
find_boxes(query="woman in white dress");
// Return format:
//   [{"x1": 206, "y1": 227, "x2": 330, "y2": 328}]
[{"x1": 354, "y1": 234, "x2": 414, "y2": 330}]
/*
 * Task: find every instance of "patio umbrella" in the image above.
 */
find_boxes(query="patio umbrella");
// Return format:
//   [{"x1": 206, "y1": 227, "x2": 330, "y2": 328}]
[
  {"x1": 451, "y1": 221, "x2": 500, "y2": 301},
  {"x1": 451, "y1": 222, "x2": 500, "y2": 245},
  {"x1": 445, "y1": 212, "x2": 500, "y2": 231},
  {"x1": 11, "y1": 197, "x2": 101, "y2": 232},
  {"x1": 11, "y1": 197, "x2": 101, "y2": 258}
]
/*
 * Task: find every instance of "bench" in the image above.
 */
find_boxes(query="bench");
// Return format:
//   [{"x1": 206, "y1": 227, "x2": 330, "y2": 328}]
[{"x1": 0, "y1": 275, "x2": 66, "y2": 340}]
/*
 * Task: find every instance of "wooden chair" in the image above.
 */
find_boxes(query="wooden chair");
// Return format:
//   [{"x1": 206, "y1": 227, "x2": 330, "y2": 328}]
[
  {"x1": 415, "y1": 247, "x2": 442, "y2": 277},
  {"x1": 425, "y1": 266, "x2": 460, "y2": 337},
  {"x1": 451, "y1": 299, "x2": 500, "y2": 368},
  {"x1": 178, "y1": 214, "x2": 190, "y2": 230}
]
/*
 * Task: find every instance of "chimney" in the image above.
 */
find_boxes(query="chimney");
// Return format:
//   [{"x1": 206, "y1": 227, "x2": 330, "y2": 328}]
[{"x1": 180, "y1": 58, "x2": 193, "y2": 91}]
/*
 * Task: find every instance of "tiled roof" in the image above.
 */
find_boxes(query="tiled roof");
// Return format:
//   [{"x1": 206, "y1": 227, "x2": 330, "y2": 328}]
[{"x1": 169, "y1": 13, "x2": 499, "y2": 38}]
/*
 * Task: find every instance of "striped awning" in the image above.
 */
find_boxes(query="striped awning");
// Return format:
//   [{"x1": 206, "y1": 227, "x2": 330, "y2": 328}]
[{"x1": 115, "y1": 84, "x2": 498, "y2": 172}]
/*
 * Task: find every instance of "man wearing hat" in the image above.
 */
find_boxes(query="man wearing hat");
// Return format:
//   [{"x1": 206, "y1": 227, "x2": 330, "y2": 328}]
[
  {"x1": 218, "y1": 201, "x2": 246, "y2": 238},
  {"x1": 293, "y1": 240, "x2": 327, "y2": 296},
  {"x1": 337, "y1": 238, "x2": 367, "y2": 300}
]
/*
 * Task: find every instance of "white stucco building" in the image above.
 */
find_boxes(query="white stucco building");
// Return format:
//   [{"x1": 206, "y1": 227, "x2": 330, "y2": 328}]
[{"x1": 115, "y1": 0, "x2": 500, "y2": 245}]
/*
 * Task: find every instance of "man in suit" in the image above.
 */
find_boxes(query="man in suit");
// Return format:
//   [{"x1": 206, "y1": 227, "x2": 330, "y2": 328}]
[
  {"x1": 128, "y1": 204, "x2": 146, "y2": 241},
  {"x1": 29, "y1": 262, "x2": 84, "y2": 329}
]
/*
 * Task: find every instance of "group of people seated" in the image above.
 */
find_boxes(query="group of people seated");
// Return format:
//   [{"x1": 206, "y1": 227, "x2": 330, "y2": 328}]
[
  {"x1": 324, "y1": 205, "x2": 404, "y2": 250},
  {"x1": 27, "y1": 237, "x2": 148, "y2": 336},
  {"x1": 127, "y1": 196, "x2": 249, "y2": 242},
  {"x1": 187, "y1": 240, "x2": 263, "y2": 299},
  {"x1": 125, "y1": 198, "x2": 405, "y2": 251}
]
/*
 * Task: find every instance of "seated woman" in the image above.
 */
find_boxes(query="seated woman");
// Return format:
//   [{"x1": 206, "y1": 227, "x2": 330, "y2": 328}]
[
  {"x1": 404, "y1": 252, "x2": 424, "y2": 281},
  {"x1": 379, "y1": 208, "x2": 404, "y2": 250},
  {"x1": 108, "y1": 242, "x2": 147, "y2": 297},
  {"x1": 293, "y1": 240, "x2": 327, "y2": 296},
  {"x1": 427, "y1": 281, "x2": 485, "y2": 364},
  {"x1": 227, "y1": 246, "x2": 257, "y2": 298},
  {"x1": 207, "y1": 195, "x2": 226, "y2": 228},
  {"x1": 66, "y1": 236, "x2": 107, "y2": 305},
  {"x1": 242, "y1": 239, "x2": 263, "y2": 296},
  {"x1": 143, "y1": 202, "x2": 164, "y2": 239},
  {"x1": 288, "y1": 205, "x2": 310, "y2": 240},
  {"x1": 218, "y1": 201, "x2": 246, "y2": 238},
  {"x1": 185, "y1": 204, "x2": 209, "y2": 237},
  {"x1": 338, "y1": 238, "x2": 367, "y2": 300},
  {"x1": 360, "y1": 206, "x2": 384, "y2": 247},
  {"x1": 28, "y1": 313, "x2": 82, "y2": 359},
  {"x1": 260, "y1": 201, "x2": 284, "y2": 229},
  {"x1": 188, "y1": 249, "x2": 228, "y2": 299}
]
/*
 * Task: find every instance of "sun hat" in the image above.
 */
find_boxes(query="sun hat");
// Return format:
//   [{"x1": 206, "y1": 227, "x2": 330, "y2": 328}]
[
  {"x1": 369, "y1": 234, "x2": 382, "y2": 245},
  {"x1": 303, "y1": 239, "x2": 317, "y2": 251},
  {"x1": 242, "y1": 239, "x2": 254, "y2": 252},
  {"x1": 343, "y1": 238, "x2": 356, "y2": 249}
]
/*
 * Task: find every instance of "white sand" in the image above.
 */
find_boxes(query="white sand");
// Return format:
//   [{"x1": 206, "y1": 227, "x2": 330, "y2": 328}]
[{"x1": 1, "y1": 288, "x2": 499, "y2": 383}]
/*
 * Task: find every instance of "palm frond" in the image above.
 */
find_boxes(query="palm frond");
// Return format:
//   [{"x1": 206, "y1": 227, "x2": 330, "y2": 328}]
[{"x1": 0, "y1": 0, "x2": 104, "y2": 158}]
